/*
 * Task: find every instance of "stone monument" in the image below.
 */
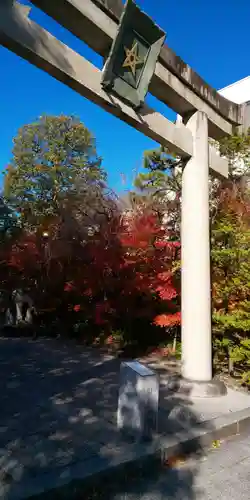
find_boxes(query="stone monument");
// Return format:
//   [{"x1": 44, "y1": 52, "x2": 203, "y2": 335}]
[{"x1": 117, "y1": 361, "x2": 159, "y2": 441}]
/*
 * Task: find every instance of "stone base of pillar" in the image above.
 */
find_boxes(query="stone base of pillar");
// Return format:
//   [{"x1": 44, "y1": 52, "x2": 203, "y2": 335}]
[{"x1": 166, "y1": 376, "x2": 227, "y2": 398}]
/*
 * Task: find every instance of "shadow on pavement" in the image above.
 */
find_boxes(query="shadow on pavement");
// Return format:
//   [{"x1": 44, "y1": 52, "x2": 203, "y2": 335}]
[{"x1": 0, "y1": 337, "x2": 212, "y2": 499}]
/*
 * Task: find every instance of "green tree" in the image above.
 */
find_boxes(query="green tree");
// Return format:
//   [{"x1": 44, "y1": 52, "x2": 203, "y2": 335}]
[
  {"x1": 212, "y1": 183, "x2": 250, "y2": 384},
  {"x1": 219, "y1": 132, "x2": 250, "y2": 179},
  {"x1": 134, "y1": 146, "x2": 181, "y2": 202},
  {"x1": 133, "y1": 146, "x2": 182, "y2": 235},
  {"x1": 4, "y1": 115, "x2": 106, "y2": 230},
  {"x1": 0, "y1": 196, "x2": 22, "y2": 292},
  {"x1": 0, "y1": 197, "x2": 19, "y2": 240},
  {"x1": 134, "y1": 131, "x2": 250, "y2": 217}
]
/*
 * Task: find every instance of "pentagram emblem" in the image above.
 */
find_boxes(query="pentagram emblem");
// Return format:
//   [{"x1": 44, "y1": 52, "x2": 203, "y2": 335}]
[{"x1": 122, "y1": 41, "x2": 144, "y2": 77}]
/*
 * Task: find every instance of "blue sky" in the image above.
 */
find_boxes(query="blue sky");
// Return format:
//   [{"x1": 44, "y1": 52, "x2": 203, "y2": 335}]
[{"x1": 1, "y1": 0, "x2": 250, "y2": 193}]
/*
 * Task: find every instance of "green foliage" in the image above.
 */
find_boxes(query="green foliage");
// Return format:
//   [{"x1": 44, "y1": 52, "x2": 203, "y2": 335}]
[
  {"x1": 133, "y1": 146, "x2": 182, "y2": 239},
  {"x1": 134, "y1": 146, "x2": 181, "y2": 202},
  {"x1": 174, "y1": 340, "x2": 182, "y2": 360},
  {"x1": 211, "y1": 133, "x2": 250, "y2": 383},
  {"x1": 0, "y1": 197, "x2": 19, "y2": 240},
  {"x1": 231, "y1": 338, "x2": 250, "y2": 384},
  {"x1": 4, "y1": 115, "x2": 106, "y2": 230},
  {"x1": 219, "y1": 131, "x2": 250, "y2": 178}
]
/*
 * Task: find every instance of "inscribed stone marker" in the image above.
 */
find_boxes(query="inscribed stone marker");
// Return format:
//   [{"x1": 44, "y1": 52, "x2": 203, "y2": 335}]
[{"x1": 117, "y1": 361, "x2": 159, "y2": 441}]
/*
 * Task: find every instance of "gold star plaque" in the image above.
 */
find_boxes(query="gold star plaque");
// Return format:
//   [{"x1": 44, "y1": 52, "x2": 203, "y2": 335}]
[
  {"x1": 122, "y1": 42, "x2": 143, "y2": 77},
  {"x1": 101, "y1": 0, "x2": 166, "y2": 108}
]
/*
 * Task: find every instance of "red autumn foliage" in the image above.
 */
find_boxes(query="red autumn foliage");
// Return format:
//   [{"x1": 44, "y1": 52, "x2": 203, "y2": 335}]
[
  {"x1": 116, "y1": 209, "x2": 181, "y2": 328},
  {"x1": 0, "y1": 206, "x2": 181, "y2": 337},
  {"x1": 154, "y1": 312, "x2": 181, "y2": 328},
  {"x1": 64, "y1": 282, "x2": 74, "y2": 292}
]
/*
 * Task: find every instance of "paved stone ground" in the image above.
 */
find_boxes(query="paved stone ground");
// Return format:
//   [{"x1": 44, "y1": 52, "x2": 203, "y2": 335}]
[
  {"x1": 1, "y1": 337, "x2": 250, "y2": 499},
  {"x1": 108, "y1": 430, "x2": 250, "y2": 499}
]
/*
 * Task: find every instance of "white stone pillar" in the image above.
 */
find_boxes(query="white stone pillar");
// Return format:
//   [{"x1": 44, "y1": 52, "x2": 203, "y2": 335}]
[{"x1": 181, "y1": 111, "x2": 212, "y2": 382}]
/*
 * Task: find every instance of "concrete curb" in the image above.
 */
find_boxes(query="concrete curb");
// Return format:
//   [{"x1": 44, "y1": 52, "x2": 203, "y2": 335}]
[{"x1": 7, "y1": 406, "x2": 250, "y2": 500}]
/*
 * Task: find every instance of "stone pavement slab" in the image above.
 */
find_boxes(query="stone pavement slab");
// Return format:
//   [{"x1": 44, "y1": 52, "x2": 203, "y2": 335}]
[
  {"x1": 106, "y1": 430, "x2": 250, "y2": 499},
  {"x1": 1, "y1": 337, "x2": 250, "y2": 499}
]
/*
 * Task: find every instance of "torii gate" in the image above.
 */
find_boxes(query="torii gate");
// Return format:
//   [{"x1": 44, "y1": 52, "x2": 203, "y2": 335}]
[{"x1": 0, "y1": 0, "x2": 248, "y2": 396}]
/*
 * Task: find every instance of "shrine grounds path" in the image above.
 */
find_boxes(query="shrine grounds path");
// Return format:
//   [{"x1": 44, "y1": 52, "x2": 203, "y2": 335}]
[
  {"x1": 1, "y1": 337, "x2": 250, "y2": 499},
  {"x1": 107, "y1": 430, "x2": 250, "y2": 499}
]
